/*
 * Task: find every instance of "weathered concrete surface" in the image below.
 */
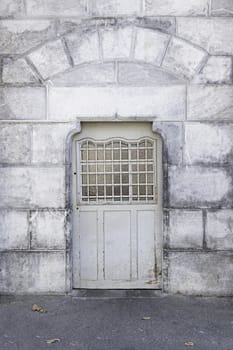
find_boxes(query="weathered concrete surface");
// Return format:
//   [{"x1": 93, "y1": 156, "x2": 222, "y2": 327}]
[
  {"x1": 0, "y1": 88, "x2": 46, "y2": 120},
  {"x1": 0, "y1": 124, "x2": 30, "y2": 163},
  {"x1": 0, "y1": 0, "x2": 25, "y2": 17},
  {"x1": 134, "y1": 28, "x2": 170, "y2": 65},
  {"x1": 206, "y1": 210, "x2": 233, "y2": 250},
  {"x1": 101, "y1": 27, "x2": 134, "y2": 60},
  {"x1": 2, "y1": 59, "x2": 39, "y2": 84},
  {"x1": 52, "y1": 63, "x2": 115, "y2": 85},
  {"x1": 168, "y1": 252, "x2": 233, "y2": 295},
  {"x1": 187, "y1": 86, "x2": 233, "y2": 120},
  {"x1": 211, "y1": 0, "x2": 233, "y2": 16},
  {"x1": 162, "y1": 37, "x2": 207, "y2": 79},
  {"x1": 32, "y1": 123, "x2": 74, "y2": 164},
  {"x1": 193, "y1": 56, "x2": 232, "y2": 84},
  {"x1": 156, "y1": 122, "x2": 183, "y2": 165},
  {"x1": 48, "y1": 86, "x2": 186, "y2": 120},
  {"x1": 0, "y1": 252, "x2": 66, "y2": 293},
  {"x1": 0, "y1": 167, "x2": 65, "y2": 208},
  {"x1": 26, "y1": 0, "x2": 88, "y2": 16},
  {"x1": 169, "y1": 166, "x2": 232, "y2": 208},
  {"x1": 0, "y1": 20, "x2": 55, "y2": 54},
  {"x1": 118, "y1": 63, "x2": 182, "y2": 85},
  {"x1": 65, "y1": 31, "x2": 100, "y2": 66},
  {"x1": 168, "y1": 210, "x2": 203, "y2": 249},
  {"x1": 136, "y1": 17, "x2": 176, "y2": 34},
  {"x1": 144, "y1": 0, "x2": 210, "y2": 16},
  {"x1": 184, "y1": 123, "x2": 233, "y2": 164},
  {"x1": 0, "y1": 0, "x2": 233, "y2": 298},
  {"x1": 31, "y1": 210, "x2": 66, "y2": 250},
  {"x1": 0, "y1": 295, "x2": 233, "y2": 350},
  {"x1": 0, "y1": 210, "x2": 28, "y2": 250},
  {"x1": 28, "y1": 40, "x2": 70, "y2": 80},
  {"x1": 177, "y1": 18, "x2": 233, "y2": 55},
  {"x1": 89, "y1": 0, "x2": 141, "y2": 16}
]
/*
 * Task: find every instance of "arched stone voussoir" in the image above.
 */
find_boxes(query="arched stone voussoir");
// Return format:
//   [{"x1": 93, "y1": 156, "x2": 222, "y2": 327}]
[
  {"x1": 162, "y1": 37, "x2": 208, "y2": 80},
  {"x1": 2, "y1": 58, "x2": 40, "y2": 84},
  {"x1": 18, "y1": 24, "x2": 209, "y2": 83}
]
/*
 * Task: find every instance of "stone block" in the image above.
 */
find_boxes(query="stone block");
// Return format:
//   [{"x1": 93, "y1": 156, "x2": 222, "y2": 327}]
[
  {"x1": 169, "y1": 210, "x2": 203, "y2": 249},
  {"x1": 32, "y1": 123, "x2": 74, "y2": 164},
  {"x1": 134, "y1": 28, "x2": 170, "y2": 65},
  {"x1": 89, "y1": 0, "x2": 141, "y2": 15},
  {"x1": 0, "y1": 124, "x2": 30, "y2": 164},
  {"x1": 2, "y1": 58, "x2": 39, "y2": 84},
  {"x1": 168, "y1": 252, "x2": 233, "y2": 295},
  {"x1": 27, "y1": 0, "x2": 87, "y2": 16},
  {"x1": 101, "y1": 27, "x2": 133, "y2": 60},
  {"x1": 0, "y1": 252, "x2": 66, "y2": 293},
  {"x1": 206, "y1": 210, "x2": 233, "y2": 250},
  {"x1": 31, "y1": 168, "x2": 65, "y2": 208},
  {"x1": 155, "y1": 122, "x2": 183, "y2": 165},
  {"x1": 52, "y1": 63, "x2": 115, "y2": 86},
  {"x1": 187, "y1": 86, "x2": 233, "y2": 121},
  {"x1": 28, "y1": 40, "x2": 70, "y2": 80},
  {"x1": 65, "y1": 31, "x2": 100, "y2": 66},
  {"x1": 118, "y1": 63, "x2": 182, "y2": 85},
  {"x1": 144, "y1": 0, "x2": 209, "y2": 16},
  {"x1": 169, "y1": 166, "x2": 232, "y2": 207},
  {"x1": 137, "y1": 17, "x2": 176, "y2": 35},
  {"x1": 0, "y1": 20, "x2": 55, "y2": 54},
  {"x1": 0, "y1": 0, "x2": 24, "y2": 17},
  {"x1": 211, "y1": 0, "x2": 233, "y2": 16},
  {"x1": 185, "y1": 123, "x2": 233, "y2": 164},
  {"x1": 48, "y1": 86, "x2": 186, "y2": 121},
  {"x1": 162, "y1": 37, "x2": 207, "y2": 79},
  {"x1": 31, "y1": 210, "x2": 66, "y2": 250},
  {"x1": 0, "y1": 167, "x2": 65, "y2": 208},
  {"x1": 0, "y1": 88, "x2": 46, "y2": 120},
  {"x1": 193, "y1": 56, "x2": 232, "y2": 84},
  {"x1": 0, "y1": 210, "x2": 28, "y2": 250},
  {"x1": 177, "y1": 18, "x2": 233, "y2": 55}
]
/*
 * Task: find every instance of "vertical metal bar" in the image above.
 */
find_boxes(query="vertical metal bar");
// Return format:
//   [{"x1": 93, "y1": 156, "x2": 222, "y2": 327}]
[
  {"x1": 76, "y1": 141, "x2": 82, "y2": 205},
  {"x1": 154, "y1": 140, "x2": 157, "y2": 201},
  {"x1": 104, "y1": 143, "x2": 106, "y2": 202},
  {"x1": 120, "y1": 141, "x2": 122, "y2": 202},
  {"x1": 137, "y1": 142, "x2": 139, "y2": 202},
  {"x1": 129, "y1": 143, "x2": 132, "y2": 201},
  {"x1": 86, "y1": 140, "x2": 90, "y2": 204},
  {"x1": 95, "y1": 142, "x2": 98, "y2": 204},
  {"x1": 111, "y1": 141, "x2": 114, "y2": 202}
]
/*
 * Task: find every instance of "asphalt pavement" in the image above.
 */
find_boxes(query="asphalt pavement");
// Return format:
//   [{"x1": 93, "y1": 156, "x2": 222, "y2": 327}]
[{"x1": 0, "y1": 292, "x2": 232, "y2": 350}]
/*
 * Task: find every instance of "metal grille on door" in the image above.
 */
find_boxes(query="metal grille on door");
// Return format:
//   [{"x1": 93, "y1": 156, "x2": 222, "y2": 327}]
[{"x1": 77, "y1": 138, "x2": 157, "y2": 204}]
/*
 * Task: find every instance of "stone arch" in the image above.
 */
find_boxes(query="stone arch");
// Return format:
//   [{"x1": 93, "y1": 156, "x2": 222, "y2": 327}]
[{"x1": 3, "y1": 25, "x2": 209, "y2": 84}]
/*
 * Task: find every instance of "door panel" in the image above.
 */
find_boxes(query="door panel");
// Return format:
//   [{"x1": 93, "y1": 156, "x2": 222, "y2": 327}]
[
  {"x1": 137, "y1": 210, "x2": 156, "y2": 281},
  {"x1": 72, "y1": 123, "x2": 162, "y2": 289},
  {"x1": 104, "y1": 211, "x2": 131, "y2": 280},
  {"x1": 79, "y1": 211, "x2": 98, "y2": 281}
]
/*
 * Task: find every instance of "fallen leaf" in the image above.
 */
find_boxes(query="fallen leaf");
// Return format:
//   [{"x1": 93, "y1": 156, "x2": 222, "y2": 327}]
[
  {"x1": 46, "y1": 339, "x2": 61, "y2": 344},
  {"x1": 142, "y1": 316, "x2": 151, "y2": 320},
  {"x1": 32, "y1": 304, "x2": 47, "y2": 313},
  {"x1": 184, "y1": 342, "x2": 194, "y2": 347}
]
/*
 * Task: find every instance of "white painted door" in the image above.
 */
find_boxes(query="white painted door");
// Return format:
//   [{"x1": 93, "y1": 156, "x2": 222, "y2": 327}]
[{"x1": 72, "y1": 123, "x2": 162, "y2": 289}]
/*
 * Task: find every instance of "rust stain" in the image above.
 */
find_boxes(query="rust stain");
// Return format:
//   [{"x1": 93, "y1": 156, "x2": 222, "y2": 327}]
[{"x1": 146, "y1": 279, "x2": 157, "y2": 285}]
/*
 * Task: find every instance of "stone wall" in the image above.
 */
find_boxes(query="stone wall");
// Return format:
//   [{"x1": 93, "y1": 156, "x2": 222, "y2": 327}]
[{"x1": 0, "y1": 0, "x2": 233, "y2": 295}]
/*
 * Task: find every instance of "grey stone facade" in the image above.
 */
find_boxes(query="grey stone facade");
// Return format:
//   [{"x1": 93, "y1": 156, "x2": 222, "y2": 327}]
[{"x1": 0, "y1": 0, "x2": 233, "y2": 295}]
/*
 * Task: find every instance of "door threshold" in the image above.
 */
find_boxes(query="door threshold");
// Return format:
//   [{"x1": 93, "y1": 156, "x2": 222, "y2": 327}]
[{"x1": 71, "y1": 289, "x2": 162, "y2": 299}]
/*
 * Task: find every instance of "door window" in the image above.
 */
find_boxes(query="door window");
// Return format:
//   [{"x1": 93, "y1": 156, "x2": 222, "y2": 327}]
[{"x1": 78, "y1": 138, "x2": 157, "y2": 204}]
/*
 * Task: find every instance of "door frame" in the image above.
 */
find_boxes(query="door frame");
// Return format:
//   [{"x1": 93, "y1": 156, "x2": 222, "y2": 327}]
[{"x1": 64, "y1": 118, "x2": 168, "y2": 294}]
